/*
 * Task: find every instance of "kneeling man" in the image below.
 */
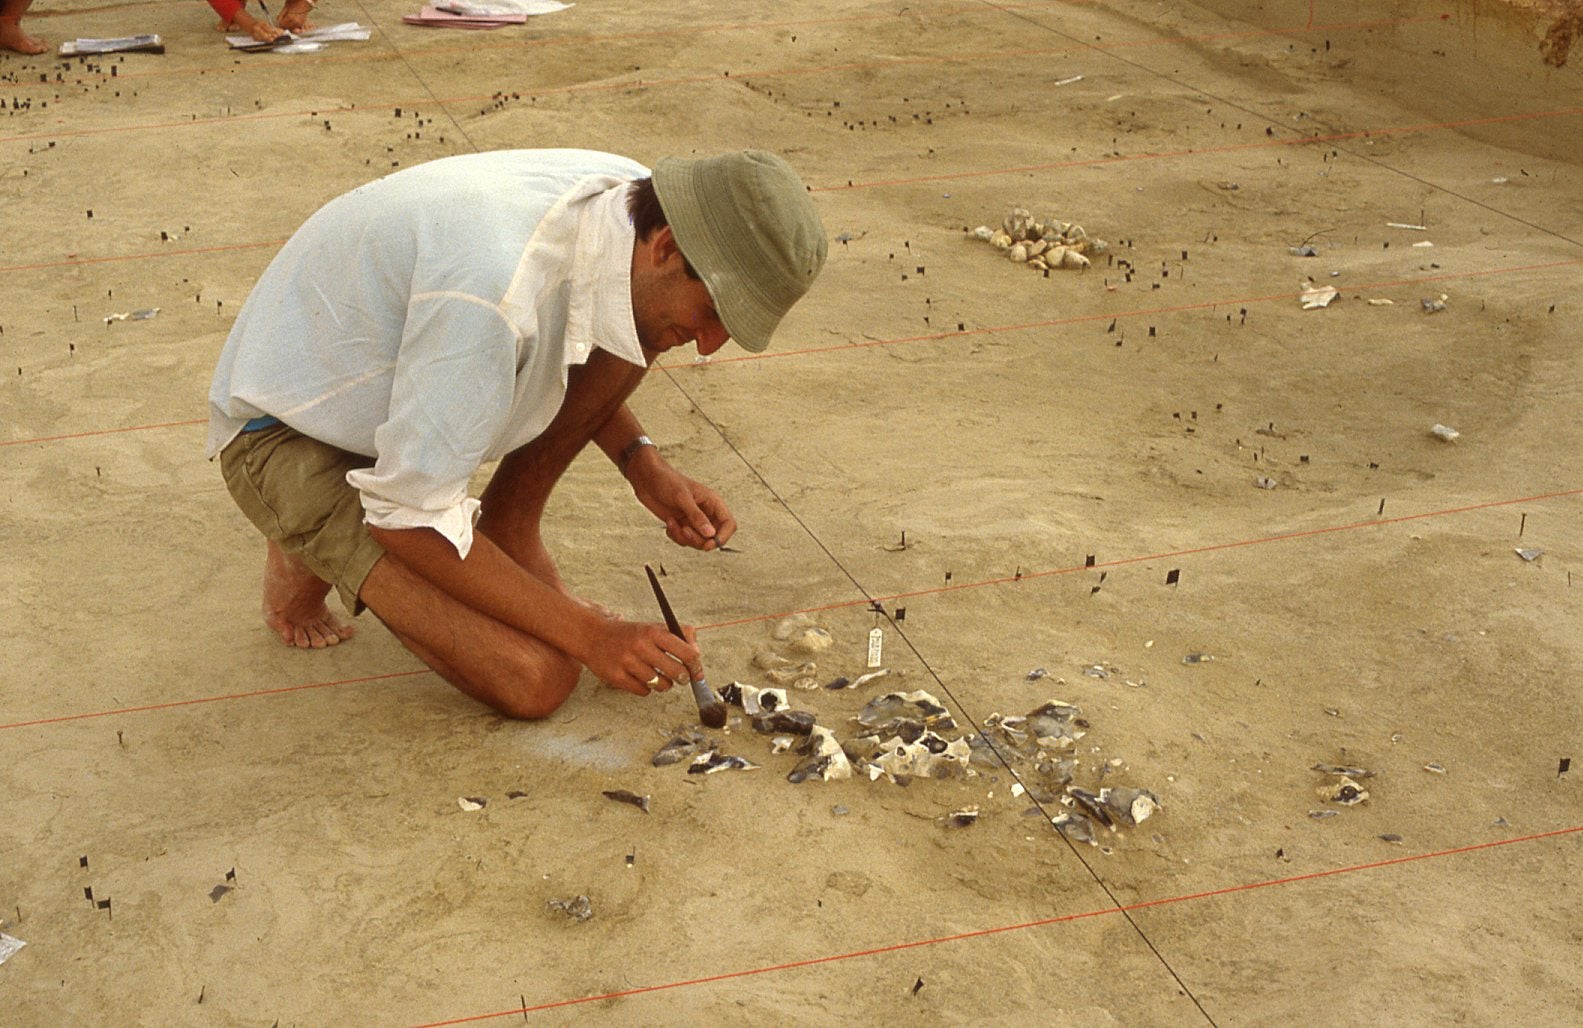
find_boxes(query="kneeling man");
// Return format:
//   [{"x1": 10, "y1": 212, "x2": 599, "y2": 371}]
[{"x1": 207, "y1": 149, "x2": 826, "y2": 718}]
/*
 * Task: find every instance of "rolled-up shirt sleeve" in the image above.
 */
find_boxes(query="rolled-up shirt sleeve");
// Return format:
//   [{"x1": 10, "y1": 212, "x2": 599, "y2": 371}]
[{"x1": 345, "y1": 291, "x2": 521, "y2": 559}]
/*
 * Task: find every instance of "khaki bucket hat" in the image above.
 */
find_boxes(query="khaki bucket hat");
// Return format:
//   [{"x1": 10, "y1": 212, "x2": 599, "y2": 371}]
[{"x1": 652, "y1": 151, "x2": 827, "y2": 353}]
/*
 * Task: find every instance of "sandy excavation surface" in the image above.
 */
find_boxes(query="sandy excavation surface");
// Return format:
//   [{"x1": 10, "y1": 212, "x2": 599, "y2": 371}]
[{"x1": 2, "y1": 0, "x2": 1581, "y2": 1023}]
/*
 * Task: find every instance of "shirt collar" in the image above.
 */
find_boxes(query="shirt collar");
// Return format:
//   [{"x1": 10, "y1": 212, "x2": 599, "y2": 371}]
[{"x1": 565, "y1": 181, "x2": 646, "y2": 369}]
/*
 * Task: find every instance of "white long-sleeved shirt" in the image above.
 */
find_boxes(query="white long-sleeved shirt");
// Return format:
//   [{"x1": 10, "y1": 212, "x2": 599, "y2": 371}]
[{"x1": 207, "y1": 149, "x2": 649, "y2": 559}]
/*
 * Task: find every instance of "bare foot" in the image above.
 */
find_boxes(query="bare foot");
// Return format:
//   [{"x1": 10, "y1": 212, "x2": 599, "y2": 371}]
[
  {"x1": 263, "y1": 540, "x2": 357, "y2": 649},
  {"x1": 0, "y1": 21, "x2": 46, "y2": 54}
]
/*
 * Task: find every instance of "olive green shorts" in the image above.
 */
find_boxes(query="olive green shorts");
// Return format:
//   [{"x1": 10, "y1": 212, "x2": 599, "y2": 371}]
[{"x1": 219, "y1": 421, "x2": 385, "y2": 615}]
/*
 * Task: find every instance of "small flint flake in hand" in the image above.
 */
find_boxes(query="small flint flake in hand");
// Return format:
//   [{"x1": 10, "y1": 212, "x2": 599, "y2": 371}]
[
  {"x1": 1514, "y1": 548, "x2": 1543, "y2": 562},
  {"x1": 601, "y1": 790, "x2": 650, "y2": 813},
  {"x1": 1430, "y1": 423, "x2": 1460, "y2": 442},
  {"x1": 457, "y1": 797, "x2": 486, "y2": 811},
  {"x1": 209, "y1": 884, "x2": 232, "y2": 903},
  {"x1": 547, "y1": 895, "x2": 593, "y2": 922}
]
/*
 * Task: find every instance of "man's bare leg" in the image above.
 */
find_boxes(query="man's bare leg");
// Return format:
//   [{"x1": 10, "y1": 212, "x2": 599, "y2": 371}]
[
  {"x1": 360, "y1": 553, "x2": 582, "y2": 718},
  {"x1": 263, "y1": 539, "x2": 358, "y2": 649},
  {"x1": 360, "y1": 351, "x2": 648, "y2": 716}
]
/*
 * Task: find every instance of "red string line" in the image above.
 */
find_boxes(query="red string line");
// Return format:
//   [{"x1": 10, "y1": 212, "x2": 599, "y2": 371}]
[
  {"x1": 657, "y1": 256, "x2": 1583, "y2": 370},
  {"x1": 705, "y1": 486, "x2": 1583, "y2": 630},
  {"x1": 0, "y1": 418, "x2": 206, "y2": 449},
  {"x1": 0, "y1": 239, "x2": 287, "y2": 275},
  {"x1": 0, "y1": 670, "x2": 430, "y2": 731},
  {"x1": 6, "y1": 107, "x2": 1576, "y2": 275},
  {"x1": 4, "y1": 488, "x2": 1574, "y2": 733},
  {"x1": 411, "y1": 824, "x2": 1583, "y2": 1025},
  {"x1": 4, "y1": 256, "x2": 1579, "y2": 449}
]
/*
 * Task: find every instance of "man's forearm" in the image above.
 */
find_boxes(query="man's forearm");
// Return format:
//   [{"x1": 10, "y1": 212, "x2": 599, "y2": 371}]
[
  {"x1": 368, "y1": 524, "x2": 601, "y2": 661},
  {"x1": 596, "y1": 403, "x2": 669, "y2": 484},
  {"x1": 594, "y1": 404, "x2": 647, "y2": 468}
]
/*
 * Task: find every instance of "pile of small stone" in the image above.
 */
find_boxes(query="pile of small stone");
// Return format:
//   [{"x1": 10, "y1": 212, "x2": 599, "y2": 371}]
[
  {"x1": 649, "y1": 615, "x2": 1163, "y2": 848},
  {"x1": 971, "y1": 702, "x2": 1159, "y2": 846},
  {"x1": 969, "y1": 207, "x2": 1108, "y2": 271}
]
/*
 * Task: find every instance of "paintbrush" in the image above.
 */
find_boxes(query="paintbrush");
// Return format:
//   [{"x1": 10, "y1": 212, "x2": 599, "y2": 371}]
[{"x1": 644, "y1": 564, "x2": 726, "y2": 728}]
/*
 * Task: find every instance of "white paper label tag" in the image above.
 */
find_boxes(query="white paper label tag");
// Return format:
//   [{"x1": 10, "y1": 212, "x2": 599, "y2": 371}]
[{"x1": 867, "y1": 627, "x2": 883, "y2": 668}]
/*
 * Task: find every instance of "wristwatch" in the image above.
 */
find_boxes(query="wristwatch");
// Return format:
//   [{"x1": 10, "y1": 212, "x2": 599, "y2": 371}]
[{"x1": 618, "y1": 435, "x2": 655, "y2": 475}]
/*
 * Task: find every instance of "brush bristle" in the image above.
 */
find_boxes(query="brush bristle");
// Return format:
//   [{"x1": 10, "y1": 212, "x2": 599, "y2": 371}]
[{"x1": 699, "y1": 702, "x2": 727, "y2": 729}]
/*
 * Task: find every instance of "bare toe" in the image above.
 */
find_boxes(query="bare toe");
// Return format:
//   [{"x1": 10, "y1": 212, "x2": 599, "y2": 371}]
[{"x1": 0, "y1": 27, "x2": 47, "y2": 54}]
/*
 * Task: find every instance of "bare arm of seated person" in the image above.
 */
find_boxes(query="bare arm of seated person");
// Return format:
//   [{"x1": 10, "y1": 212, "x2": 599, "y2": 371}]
[
  {"x1": 593, "y1": 405, "x2": 739, "y2": 551},
  {"x1": 368, "y1": 523, "x2": 702, "y2": 695}
]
